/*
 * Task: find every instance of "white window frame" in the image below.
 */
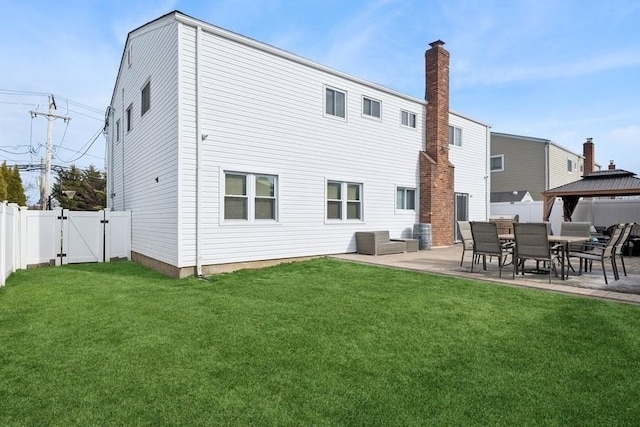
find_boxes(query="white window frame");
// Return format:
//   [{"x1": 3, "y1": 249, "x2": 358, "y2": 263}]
[
  {"x1": 396, "y1": 186, "x2": 416, "y2": 211},
  {"x1": 125, "y1": 104, "x2": 133, "y2": 132},
  {"x1": 490, "y1": 155, "x2": 504, "y2": 172},
  {"x1": 401, "y1": 110, "x2": 417, "y2": 129},
  {"x1": 324, "y1": 86, "x2": 347, "y2": 120},
  {"x1": 223, "y1": 171, "x2": 279, "y2": 223},
  {"x1": 449, "y1": 125, "x2": 462, "y2": 147},
  {"x1": 141, "y1": 80, "x2": 151, "y2": 117},
  {"x1": 362, "y1": 96, "x2": 381, "y2": 119},
  {"x1": 326, "y1": 180, "x2": 363, "y2": 222},
  {"x1": 567, "y1": 158, "x2": 575, "y2": 173}
]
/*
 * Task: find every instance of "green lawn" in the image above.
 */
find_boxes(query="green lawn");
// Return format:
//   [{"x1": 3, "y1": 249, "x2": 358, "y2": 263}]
[{"x1": 1, "y1": 259, "x2": 640, "y2": 426}]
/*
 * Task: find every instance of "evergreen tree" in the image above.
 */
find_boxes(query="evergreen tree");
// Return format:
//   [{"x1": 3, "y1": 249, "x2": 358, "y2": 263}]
[
  {"x1": 52, "y1": 165, "x2": 107, "y2": 211},
  {"x1": 8, "y1": 165, "x2": 27, "y2": 206},
  {"x1": 0, "y1": 162, "x2": 10, "y2": 202}
]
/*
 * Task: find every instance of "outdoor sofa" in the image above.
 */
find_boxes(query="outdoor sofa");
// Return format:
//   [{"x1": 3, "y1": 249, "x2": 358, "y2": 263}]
[{"x1": 355, "y1": 231, "x2": 417, "y2": 255}]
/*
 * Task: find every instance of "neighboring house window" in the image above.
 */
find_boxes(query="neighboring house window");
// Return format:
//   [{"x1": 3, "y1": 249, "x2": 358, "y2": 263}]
[
  {"x1": 490, "y1": 155, "x2": 504, "y2": 172},
  {"x1": 396, "y1": 187, "x2": 416, "y2": 210},
  {"x1": 327, "y1": 181, "x2": 362, "y2": 221},
  {"x1": 115, "y1": 119, "x2": 120, "y2": 143},
  {"x1": 567, "y1": 159, "x2": 575, "y2": 172},
  {"x1": 401, "y1": 110, "x2": 416, "y2": 128},
  {"x1": 126, "y1": 104, "x2": 133, "y2": 132},
  {"x1": 363, "y1": 96, "x2": 381, "y2": 118},
  {"x1": 325, "y1": 87, "x2": 346, "y2": 118},
  {"x1": 141, "y1": 81, "x2": 151, "y2": 116},
  {"x1": 449, "y1": 125, "x2": 462, "y2": 147},
  {"x1": 224, "y1": 172, "x2": 278, "y2": 221}
]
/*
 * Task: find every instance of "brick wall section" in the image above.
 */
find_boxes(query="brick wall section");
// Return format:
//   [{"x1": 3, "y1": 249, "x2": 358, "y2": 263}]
[
  {"x1": 420, "y1": 40, "x2": 455, "y2": 247},
  {"x1": 583, "y1": 138, "x2": 594, "y2": 176}
]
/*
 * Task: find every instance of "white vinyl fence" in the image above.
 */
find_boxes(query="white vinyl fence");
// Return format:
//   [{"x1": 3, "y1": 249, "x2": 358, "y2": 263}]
[
  {"x1": 491, "y1": 198, "x2": 640, "y2": 235},
  {"x1": 1, "y1": 202, "x2": 131, "y2": 286}
]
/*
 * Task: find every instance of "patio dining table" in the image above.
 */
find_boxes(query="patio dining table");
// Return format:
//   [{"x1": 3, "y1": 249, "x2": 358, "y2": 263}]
[{"x1": 499, "y1": 234, "x2": 591, "y2": 280}]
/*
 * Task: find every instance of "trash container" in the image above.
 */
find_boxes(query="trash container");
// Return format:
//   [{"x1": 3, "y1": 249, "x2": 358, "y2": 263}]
[{"x1": 413, "y1": 223, "x2": 432, "y2": 250}]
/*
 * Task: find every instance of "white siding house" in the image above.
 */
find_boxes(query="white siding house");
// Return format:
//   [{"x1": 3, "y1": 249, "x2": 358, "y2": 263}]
[{"x1": 106, "y1": 11, "x2": 490, "y2": 277}]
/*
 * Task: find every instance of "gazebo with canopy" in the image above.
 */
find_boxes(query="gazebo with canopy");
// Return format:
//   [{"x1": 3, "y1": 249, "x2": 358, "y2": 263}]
[{"x1": 542, "y1": 169, "x2": 640, "y2": 222}]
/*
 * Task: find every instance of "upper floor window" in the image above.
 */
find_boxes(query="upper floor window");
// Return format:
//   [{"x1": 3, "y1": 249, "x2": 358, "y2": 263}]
[
  {"x1": 115, "y1": 119, "x2": 120, "y2": 143},
  {"x1": 449, "y1": 126, "x2": 462, "y2": 147},
  {"x1": 401, "y1": 110, "x2": 416, "y2": 128},
  {"x1": 327, "y1": 181, "x2": 362, "y2": 221},
  {"x1": 490, "y1": 155, "x2": 504, "y2": 172},
  {"x1": 396, "y1": 187, "x2": 416, "y2": 210},
  {"x1": 567, "y1": 159, "x2": 575, "y2": 172},
  {"x1": 363, "y1": 96, "x2": 381, "y2": 119},
  {"x1": 141, "y1": 81, "x2": 151, "y2": 116},
  {"x1": 224, "y1": 172, "x2": 278, "y2": 221},
  {"x1": 325, "y1": 87, "x2": 346, "y2": 118},
  {"x1": 126, "y1": 104, "x2": 133, "y2": 132}
]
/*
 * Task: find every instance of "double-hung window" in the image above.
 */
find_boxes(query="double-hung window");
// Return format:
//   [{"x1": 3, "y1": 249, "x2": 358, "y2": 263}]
[
  {"x1": 224, "y1": 172, "x2": 278, "y2": 221},
  {"x1": 396, "y1": 187, "x2": 416, "y2": 210},
  {"x1": 327, "y1": 181, "x2": 362, "y2": 221},
  {"x1": 401, "y1": 110, "x2": 416, "y2": 128},
  {"x1": 126, "y1": 104, "x2": 133, "y2": 132},
  {"x1": 363, "y1": 96, "x2": 381, "y2": 119},
  {"x1": 567, "y1": 159, "x2": 575, "y2": 172},
  {"x1": 325, "y1": 87, "x2": 346, "y2": 118},
  {"x1": 449, "y1": 125, "x2": 462, "y2": 147}
]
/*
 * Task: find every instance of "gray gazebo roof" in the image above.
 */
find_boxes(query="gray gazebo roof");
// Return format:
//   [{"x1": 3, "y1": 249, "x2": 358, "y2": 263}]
[{"x1": 542, "y1": 169, "x2": 640, "y2": 221}]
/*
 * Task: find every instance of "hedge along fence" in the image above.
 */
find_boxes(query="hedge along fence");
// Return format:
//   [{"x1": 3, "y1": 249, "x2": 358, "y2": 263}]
[{"x1": 0, "y1": 201, "x2": 131, "y2": 286}]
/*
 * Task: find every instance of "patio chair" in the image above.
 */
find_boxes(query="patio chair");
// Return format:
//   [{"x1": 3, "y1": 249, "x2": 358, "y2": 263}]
[
  {"x1": 561, "y1": 221, "x2": 592, "y2": 272},
  {"x1": 571, "y1": 223, "x2": 624, "y2": 285},
  {"x1": 457, "y1": 221, "x2": 476, "y2": 267},
  {"x1": 470, "y1": 221, "x2": 514, "y2": 277},
  {"x1": 613, "y1": 222, "x2": 634, "y2": 278},
  {"x1": 512, "y1": 222, "x2": 563, "y2": 284}
]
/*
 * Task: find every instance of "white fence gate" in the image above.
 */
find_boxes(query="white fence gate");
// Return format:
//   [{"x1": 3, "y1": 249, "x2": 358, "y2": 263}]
[{"x1": 1, "y1": 202, "x2": 131, "y2": 286}]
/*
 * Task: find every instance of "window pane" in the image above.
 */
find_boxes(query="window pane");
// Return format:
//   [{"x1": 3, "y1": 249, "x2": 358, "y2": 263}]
[
  {"x1": 406, "y1": 189, "x2": 416, "y2": 210},
  {"x1": 335, "y1": 91, "x2": 345, "y2": 118},
  {"x1": 327, "y1": 182, "x2": 341, "y2": 200},
  {"x1": 347, "y1": 184, "x2": 360, "y2": 201},
  {"x1": 397, "y1": 188, "x2": 405, "y2": 208},
  {"x1": 256, "y1": 176, "x2": 275, "y2": 197},
  {"x1": 401, "y1": 111, "x2": 408, "y2": 126},
  {"x1": 491, "y1": 156, "x2": 502, "y2": 171},
  {"x1": 363, "y1": 98, "x2": 371, "y2": 115},
  {"x1": 224, "y1": 197, "x2": 247, "y2": 220},
  {"x1": 255, "y1": 199, "x2": 275, "y2": 220},
  {"x1": 326, "y1": 88, "x2": 335, "y2": 115},
  {"x1": 410, "y1": 113, "x2": 416, "y2": 128},
  {"x1": 141, "y1": 82, "x2": 150, "y2": 116},
  {"x1": 225, "y1": 174, "x2": 246, "y2": 196},
  {"x1": 327, "y1": 201, "x2": 341, "y2": 219},
  {"x1": 372, "y1": 100, "x2": 380, "y2": 118},
  {"x1": 347, "y1": 202, "x2": 361, "y2": 219}
]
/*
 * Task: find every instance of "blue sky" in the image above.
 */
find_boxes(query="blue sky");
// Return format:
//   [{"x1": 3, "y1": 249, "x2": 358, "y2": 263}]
[{"x1": 1, "y1": 0, "x2": 639, "y2": 204}]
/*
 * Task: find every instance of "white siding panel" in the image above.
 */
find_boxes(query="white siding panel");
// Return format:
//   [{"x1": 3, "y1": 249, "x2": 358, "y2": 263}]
[
  {"x1": 449, "y1": 113, "x2": 490, "y2": 221},
  {"x1": 107, "y1": 18, "x2": 181, "y2": 266}
]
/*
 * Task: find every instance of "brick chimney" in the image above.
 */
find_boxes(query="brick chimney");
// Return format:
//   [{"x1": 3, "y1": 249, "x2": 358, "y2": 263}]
[
  {"x1": 608, "y1": 160, "x2": 616, "y2": 170},
  {"x1": 583, "y1": 137, "x2": 595, "y2": 176},
  {"x1": 419, "y1": 40, "x2": 455, "y2": 247}
]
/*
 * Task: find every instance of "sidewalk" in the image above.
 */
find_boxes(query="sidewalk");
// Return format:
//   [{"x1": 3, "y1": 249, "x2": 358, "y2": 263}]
[{"x1": 331, "y1": 244, "x2": 640, "y2": 305}]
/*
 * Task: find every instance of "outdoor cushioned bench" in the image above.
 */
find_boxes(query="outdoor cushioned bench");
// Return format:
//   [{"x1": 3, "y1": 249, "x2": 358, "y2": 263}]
[{"x1": 355, "y1": 231, "x2": 416, "y2": 255}]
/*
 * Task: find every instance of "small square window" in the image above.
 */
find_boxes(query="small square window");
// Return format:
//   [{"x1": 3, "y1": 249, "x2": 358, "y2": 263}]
[
  {"x1": 141, "y1": 81, "x2": 151, "y2": 116},
  {"x1": 449, "y1": 126, "x2": 462, "y2": 146},
  {"x1": 401, "y1": 110, "x2": 416, "y2": 128},
  {"x1": 327, "y1": 181, "x2": 362, "y2": 221},
  {"x1": 396, "y1": 187, "x2": 416, "y2": 210},
  {"x1": 325, "y1": 87, "x2": 346, "y2": 118},
  {"x1": 490, "y1": 155, "x2": 504, "y2": 172},
  {"x1": 363, "y1": 97, "x2": 381, "y2": 118}
]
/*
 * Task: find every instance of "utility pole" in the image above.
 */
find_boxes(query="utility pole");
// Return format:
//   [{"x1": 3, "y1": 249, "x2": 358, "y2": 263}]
[{"x1": 30, "y1": 95, "x2": 71, "y2": 209}]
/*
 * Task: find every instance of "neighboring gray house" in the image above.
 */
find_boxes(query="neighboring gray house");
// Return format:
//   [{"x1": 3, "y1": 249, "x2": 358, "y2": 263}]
[{"x1": 490, "y1": 133, "x2": 600, "y2": 201}]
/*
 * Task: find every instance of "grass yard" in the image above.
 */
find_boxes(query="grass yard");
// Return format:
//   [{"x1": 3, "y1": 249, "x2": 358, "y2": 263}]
[{"x1": 2, "y1": 259, "x2": 640, "y2": 426}]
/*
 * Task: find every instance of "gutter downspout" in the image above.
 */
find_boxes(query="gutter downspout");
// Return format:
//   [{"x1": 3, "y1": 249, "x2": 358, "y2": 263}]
[
  {"x1": 195, "y1": 25, "x2": 203, "y2": 277},
  {"x1": 485, "y1": 125, "x2": 491, "y2": 220}
]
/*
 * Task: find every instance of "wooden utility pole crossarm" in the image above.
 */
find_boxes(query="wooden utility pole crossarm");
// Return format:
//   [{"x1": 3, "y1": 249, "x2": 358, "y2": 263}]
[{"x1": 29, "y1": 95, "x2": 71, "y2": 209}]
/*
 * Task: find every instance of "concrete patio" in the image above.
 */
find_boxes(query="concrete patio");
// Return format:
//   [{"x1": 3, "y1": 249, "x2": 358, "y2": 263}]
[{"x1": 332, "y1": 244, "x2": 640, "y2": 305}]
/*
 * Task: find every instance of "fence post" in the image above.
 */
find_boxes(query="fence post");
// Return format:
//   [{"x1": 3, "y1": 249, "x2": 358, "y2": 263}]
[{"x1": 1, "y1": 201, "x2": 7, "y2": 287}]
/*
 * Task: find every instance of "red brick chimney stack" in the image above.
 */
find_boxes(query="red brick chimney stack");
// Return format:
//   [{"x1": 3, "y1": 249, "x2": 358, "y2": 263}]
[
  {"x1": 583, "y1": 137, "x2": 594, "y2": 176},
  {"x1": 419, "y1": 40, "x2": 455, "y2": 247}
]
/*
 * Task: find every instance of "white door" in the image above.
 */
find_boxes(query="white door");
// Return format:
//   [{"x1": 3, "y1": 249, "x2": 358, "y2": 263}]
[{"x1": 62, "y1": 211, "x2": 104, "y2": 264}]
